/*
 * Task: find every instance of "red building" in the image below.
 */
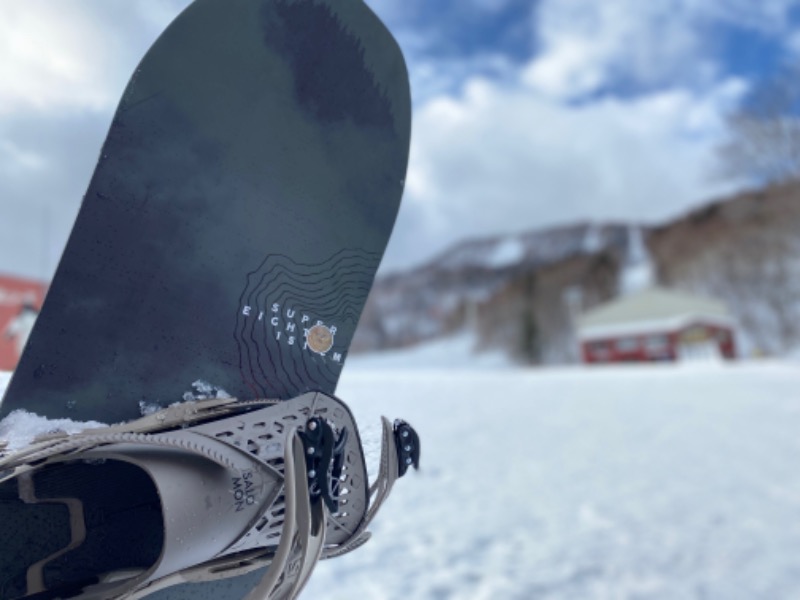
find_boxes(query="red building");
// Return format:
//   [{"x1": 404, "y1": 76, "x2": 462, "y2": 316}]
[
  {"x1": 577, "y1": 287, "x2": 736, "y2": 364},
  {"x1": 0, "y1": 274, "x2": 47, "y2": 371}
]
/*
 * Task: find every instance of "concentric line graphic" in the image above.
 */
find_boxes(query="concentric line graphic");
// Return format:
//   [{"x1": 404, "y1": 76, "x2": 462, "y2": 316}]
[{"x1": 234, "y1": 248, "x2": 381, "y2": 398}]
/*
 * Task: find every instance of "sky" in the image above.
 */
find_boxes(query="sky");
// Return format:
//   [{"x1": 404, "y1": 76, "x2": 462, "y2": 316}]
[{"x1": 1, "y1": 0, "x2": 800, "y2": 280}]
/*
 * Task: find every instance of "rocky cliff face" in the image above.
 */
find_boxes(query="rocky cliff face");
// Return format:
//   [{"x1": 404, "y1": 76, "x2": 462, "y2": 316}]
[{"x1": 353, "y1": 182, "x2": 800, "y2": 362}]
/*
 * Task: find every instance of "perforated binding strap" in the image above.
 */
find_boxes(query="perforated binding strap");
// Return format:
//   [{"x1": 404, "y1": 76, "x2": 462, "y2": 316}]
[{"x1": 0, "y1": 392, "x2": 420, "y2": 600}]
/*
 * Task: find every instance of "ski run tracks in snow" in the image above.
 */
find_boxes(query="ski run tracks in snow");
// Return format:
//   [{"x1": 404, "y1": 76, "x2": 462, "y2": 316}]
[{"x1": 2, "y1": 361, "x2": 800, "y2": 599}]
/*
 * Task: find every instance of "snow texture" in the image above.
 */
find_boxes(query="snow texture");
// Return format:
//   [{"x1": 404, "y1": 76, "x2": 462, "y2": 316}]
[
  {"x1": 433, "y1": 224, "x2": 616, "y2": 273},
  {"x1": 0, "y1": 406, "x2": 107, "y2": 452},
  {"x1": 2, "y1": 359, "x2": 800, "y2": 599},
  {"x1": 582, "y1": 224, "x2": 604, "y2": 253},
  {"x1": 136, "y1": 379, "x2": 233, "y2": 416},
  {"x1": 182, "y1": 379, "x2": 232, "y2": 402},
  {"x1": 619, "y1": 225, "x2": 655, "y2": 295},
  {"x1": 305, "y1": 361, "x2": 800, "y2": 599},
  {"x1": 486, "y1": 236, "x2": 526, "y2": 269}
]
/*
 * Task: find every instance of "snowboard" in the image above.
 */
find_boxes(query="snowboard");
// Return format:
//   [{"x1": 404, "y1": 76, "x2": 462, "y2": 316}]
[{"x1": 0, "y1": 0, "x2": 410, "y2": 597}]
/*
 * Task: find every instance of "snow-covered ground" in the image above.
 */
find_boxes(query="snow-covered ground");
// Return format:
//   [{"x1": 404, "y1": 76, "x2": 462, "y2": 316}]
[
  {"x1": 346, "y1": 331, "x2": 514, "y2": 370},
  {"x1": 304, "y1": 361, "x2": 800, "y2": 599},
  {"x1": 2, "y1": 361, "x2": 800, "y2": 599}
]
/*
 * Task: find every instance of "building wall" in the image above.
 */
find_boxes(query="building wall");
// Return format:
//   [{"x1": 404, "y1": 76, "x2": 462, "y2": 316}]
[
  {"x1": 0, "y1": 275, "x2": 47, "y2": 371},
  {"x1": 582, "y1": 321, "x2": 736, "y2": 363}
]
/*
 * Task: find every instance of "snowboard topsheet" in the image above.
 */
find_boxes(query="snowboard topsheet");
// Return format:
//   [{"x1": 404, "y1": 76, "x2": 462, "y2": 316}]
[{"x1": 0, "y1": 0, "x2": 410, "y2": 425}]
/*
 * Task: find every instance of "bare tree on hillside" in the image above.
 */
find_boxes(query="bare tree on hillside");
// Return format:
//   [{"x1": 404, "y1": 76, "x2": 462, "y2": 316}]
[
  {"x1": 719, "y1": 67, "x2": 800, "y2": 184},
  {"x1": 677, "y1": 228, "x2": 800, "y2": 356},
  {"x1": 519, "y1": 272, "x2": 541, "y2": 364}
]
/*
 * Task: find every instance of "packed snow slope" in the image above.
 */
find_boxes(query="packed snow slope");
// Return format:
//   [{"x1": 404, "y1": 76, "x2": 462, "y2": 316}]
[
  {"x1": 2, "y1": 362, "x2": 799, "y2": 599},
  {"x1": 307, "y1": 361, "x2": 800, "y2": 599}
]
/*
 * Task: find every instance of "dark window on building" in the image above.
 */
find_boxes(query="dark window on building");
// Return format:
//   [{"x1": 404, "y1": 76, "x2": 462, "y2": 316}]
[
  {"x1": 589, "y1": 341, "x2": 612, "y2": 360},
  {"x1": 645, "y1": 335, "x2": 669, "y2": 352},
  {"x1": 616, "y1": 337, "x2": 639, "y2": 352}
]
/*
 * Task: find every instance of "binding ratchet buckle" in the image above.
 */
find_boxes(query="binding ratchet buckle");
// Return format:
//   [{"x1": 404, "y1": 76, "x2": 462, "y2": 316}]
[
  {"x1": 393, "y1": 420, "x2": 420, "y2": 477},
  {"x1": 299, "y1": 417, "x2": 348, "y2": 513}
]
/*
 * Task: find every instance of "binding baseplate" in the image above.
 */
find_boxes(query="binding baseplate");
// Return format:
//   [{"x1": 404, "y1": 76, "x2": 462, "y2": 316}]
[{"x1": 0, "y1": 391, "x2": 420, "y2": 599}]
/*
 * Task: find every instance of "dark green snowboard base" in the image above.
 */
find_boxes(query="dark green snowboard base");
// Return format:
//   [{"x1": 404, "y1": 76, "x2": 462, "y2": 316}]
[
  {"x1": 0, "y1": 0, "x2": 410, "y2": 597},
  {"x1": 0, "y1": 0, "x2": 410, "y2": 424}
]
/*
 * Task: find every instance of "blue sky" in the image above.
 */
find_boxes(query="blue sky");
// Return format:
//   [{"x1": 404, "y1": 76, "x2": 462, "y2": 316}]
[{"x1": 1, "y1": 0, "x2": 800, "y2": 279}]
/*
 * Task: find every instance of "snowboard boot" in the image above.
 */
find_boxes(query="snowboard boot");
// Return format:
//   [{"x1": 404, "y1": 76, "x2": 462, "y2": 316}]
[{"x1": 0, "y1": 392, "x2": 420, "y2": 599}]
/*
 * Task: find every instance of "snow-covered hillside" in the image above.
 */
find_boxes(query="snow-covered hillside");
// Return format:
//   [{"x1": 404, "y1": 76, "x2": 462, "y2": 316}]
[
  {"x1": 357, "y1": 182, "x2": 800, "y2": 361},
  {"x1": 353, "y1": 223, "x2": 627, "y2": 358},
  {"x1": 2, "y1": 362, "x2": 799, "y2": 599}
]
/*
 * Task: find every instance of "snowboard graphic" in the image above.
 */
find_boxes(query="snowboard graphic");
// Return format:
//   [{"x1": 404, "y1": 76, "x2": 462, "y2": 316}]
[
  {"x1": 0, "y1": 0, "x2": 410, "y2": 597},
  {"x1": 0, "y1": 0, "x2": 410, "y2": 425}
]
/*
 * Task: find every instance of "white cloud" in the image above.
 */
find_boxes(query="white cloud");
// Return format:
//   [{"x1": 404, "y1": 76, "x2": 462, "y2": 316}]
[
  {"x1": 525, "y1": 0, "x2": 800, "y2": 102},
  {"x1": 0, "y1": 1, "x2": 190, "y2": 279},
  {"x1": 0, "y1": 140, "x2": 47, "y2": 172},
  {"x1": 0, "y1": 0, "x2": 780, "y2": 280},
  {"x1": 526, "y1": 0, "x2": 716, "y2": 100},
  {"x1": 0, "y1": 1, "x2": 115, "y2": 114},
  {"x1": 0, "y1": 1, "x2": 187, "y2": 116},
  {"x1": 785, "y1": 27, "x2": 800, "y2": 58},
  {"x1": 380, "y1": 0, "x2": 796, "y2": 270},
  {"x1": 408, "y1": 53, "x2": 518, "y2": 106},
  {"x1": 382, "y1": 70, "x2": 747, "y2": 271},
  {"x1": 697, "y1": 0, "x2": 799, "y2": 33},
  {"x1": 523, "y1": 36, "x2": 606, "y2": 100}
]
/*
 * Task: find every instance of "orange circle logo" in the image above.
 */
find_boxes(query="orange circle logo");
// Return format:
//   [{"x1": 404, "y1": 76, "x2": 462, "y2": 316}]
[{"x1": 306, "y1": 324, "x2": 334, "y2": 354}]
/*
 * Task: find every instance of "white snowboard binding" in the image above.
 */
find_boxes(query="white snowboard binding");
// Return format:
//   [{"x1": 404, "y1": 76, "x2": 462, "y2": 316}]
[{"x1": 0, "y1": 392, "x2": 420, "y2": 599}]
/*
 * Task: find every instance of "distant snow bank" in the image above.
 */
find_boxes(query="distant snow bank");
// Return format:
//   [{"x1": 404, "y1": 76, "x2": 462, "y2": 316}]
[
  {"x1": 486, "y1": 236, "x2": 525, "y2": 268},
  {"x1": 352, "y1": 330, "x2": 800, "y2": 370},
  {"x1": 347, "y1": 331, "x2": 515, "y2": 370}
]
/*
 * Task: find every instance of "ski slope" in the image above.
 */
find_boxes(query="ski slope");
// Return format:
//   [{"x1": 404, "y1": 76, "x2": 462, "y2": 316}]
[
  {"x1": 306, "y1": 361, "x2": 800, "y2": 600},
  {"x1": 2, "y1": 362, "x2": 800, "y2": 599}
]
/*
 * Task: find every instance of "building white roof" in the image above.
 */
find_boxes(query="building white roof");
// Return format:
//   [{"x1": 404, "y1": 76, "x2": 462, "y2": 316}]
[{"x1": 577, "y1": 287, "x2": 733, "y2": 341}]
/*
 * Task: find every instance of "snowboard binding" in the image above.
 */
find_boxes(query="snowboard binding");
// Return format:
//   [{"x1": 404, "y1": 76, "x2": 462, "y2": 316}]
[{"x1": 0, "y1": 393, "x2": 419, "y2": 599}]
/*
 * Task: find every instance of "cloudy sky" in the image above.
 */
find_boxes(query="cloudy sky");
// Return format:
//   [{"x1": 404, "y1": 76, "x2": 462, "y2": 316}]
[{"x1": 1, "y1": 0, "x2": 799, "y2": 280}]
